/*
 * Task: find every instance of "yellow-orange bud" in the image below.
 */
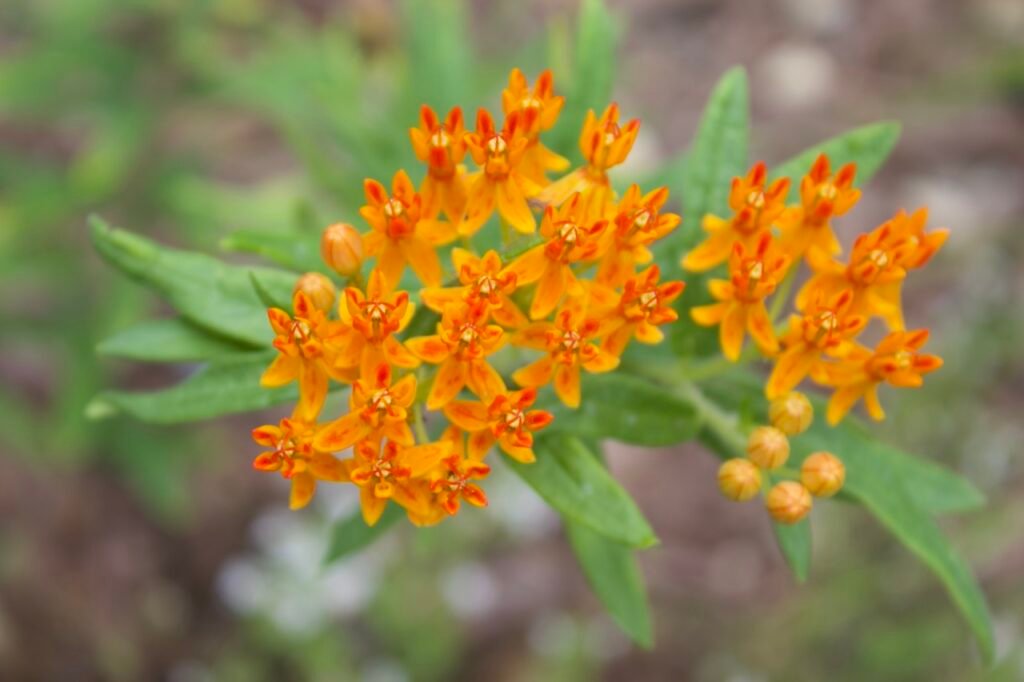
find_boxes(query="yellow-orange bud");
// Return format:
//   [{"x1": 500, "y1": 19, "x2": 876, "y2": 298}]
[
  {"x1": 321, "y1": 223, "x2": 364, "y2": 277},
  {"x1": 765, "y1": 481, "x2": 812, "y2": 524},
  {"x1": 293, "y1": 272, "x2": 337, "y2": 312},
  {"x1": 800, "y1": 451, "x2": 846, "y2": 497},
  {"x1": 717, "y1": 458, "x2": 762, "y2": 502},
  {"x1": 746, "y1": 426, "x2": 790, "y2": 470},
  {"x1": 769, "y1": 392, "x2": 814, "y2": 436}
]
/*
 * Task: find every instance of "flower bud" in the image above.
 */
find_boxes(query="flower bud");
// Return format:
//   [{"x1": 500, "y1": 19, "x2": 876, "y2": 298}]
[
  {"x1": 800, "y1": 451, "x2": 846, "y2": 497},
  {"x1": 765, "y1": 481, "x2": 812, "y2": 524},
  {"x1": 293, "y1": 272, "x2": 336, "y2": 312},
  {"x1": 769, "y1": 392, "x2": 814, "y2": 436},
  {"x1": 746, "y1": 425, "x2": 790, "y2": 470},
  {"x1": 321, "y1": 223, "x2": 364, "y2": 277},
  {"x1": 717, "y1": 458, "x2": 762, "y2": 502}
]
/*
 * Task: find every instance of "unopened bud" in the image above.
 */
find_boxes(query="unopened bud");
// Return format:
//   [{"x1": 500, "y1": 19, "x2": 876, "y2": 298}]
[
  {"x1": 717, "y1": 458, "x2": 762, "y2": 502},
  {"x1": 746, "y1": 426, "x2": 790, "y2": 470},
  {"x1": 800, "y1": 451, "x2": 846, "y2": 497},
  {"x1": 765, "y1": 481, "x2": 812, "y2": 524},
  {"x1": 321, "y1": 223, "x2": 364, "y2": 277},
  {"x1": 293, "y1": 272, "x2": 336, "y2": 312},
  {"x1": 769, "y1": 392, "x2": 814, "y2": 436}
]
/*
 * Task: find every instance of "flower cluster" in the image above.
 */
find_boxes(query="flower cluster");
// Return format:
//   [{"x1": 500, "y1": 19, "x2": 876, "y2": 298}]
[
  {"x1": 687, "y1": 155, "x2": 947, "y2": 425},
  {"x1": 251, "y1": 69, "x2": 685, "y2": 523}
]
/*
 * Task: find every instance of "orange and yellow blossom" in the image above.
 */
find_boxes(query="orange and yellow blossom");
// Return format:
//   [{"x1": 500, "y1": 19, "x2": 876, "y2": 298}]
[
  {"x1": 682, "y1": 162, "x2": 790, "y2": 272},
  {"x1": 346, "y1": 439, "x2": 449, "y2": 526},
  {"x1": 444, "y1": 388, "x2": 554, "y2": 463},
  {"x1": 420, "y1": 248, "x2": 527, "y2": 328},
  {"x1": 512, "y1": 307, "x2": 619, "y2": 408},
  {"x1": 816, "y1": 329, "x2": 942, "y2": 425},
  {"x1": 261, "y1": 290, "x2": 355, "y2": 422},
  {"x1": 339, "y1": 269, "x2": 420, "y2": 381},
  {"x1": 596, "y1": 184, "x2": 681, "y2": 287},
  {"x1": 882, "y1": 207, "x2": 948, "y2": 271},
  {"x1": 596, "y1": 265, "x2": 685, "y2": 357},
  {"x1": 690, "y1": 234, "x2": 790, "y2": 361},
  {"x1": 429, "y1": 454, "x2": 491, "y2": 516},
  {"x1": 360, "y1": 169, "x2": 456, "y2": 290},
  {"x1": 252, "y1": 418, "x2": 348, "y2": 510},
  {"x1": 406, "y1": 301, "x2": 506, "y2": 409},
  {"x1": 313, "y1": 363, "x2": 418, "y2": 453},
  {"x1": 502, "y1": 68, "x2": 569, "y2": 186},
  {"x1": 409, "y1": 105, "x2": 468, "y2": 221},
  {"x1": 460, "y1": 109, "x2": 539, "y2": 236},
  {"x1": 504, "y1": 192, "x2": 608, "y2": 319},
  {"x1": 777, "y1": 154, "x2": 860, "y2": 260},
  {"x1": 766, "y1": 289, "x2": 867, "y2": 400}
]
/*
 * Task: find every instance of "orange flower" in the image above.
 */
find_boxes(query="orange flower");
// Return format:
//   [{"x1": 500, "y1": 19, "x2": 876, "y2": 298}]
[
  {"x1": 884, "y1": 208, "x2": 948, "y2": 270},
  {"x1": 597, "y1": 184, "x2": 681, "y2": 286},
  {"x1": 682, "y1": 162, "x2": 790, "y2": 272},
  {"x1": 347, "y1": 439, "x2": 448, "y2": 525},
  {"x1": 261, "y1": 290, "x2": 354, "y2": 422},
  {"x1": 429, "y1": 454, "x2": 491, "y2": 516},
  {"x1": 460, "y1": 109, "x2": 539, "y2": 236},
  {"x1": 598, "y1": 265, "x2": 685, "y2": 357},
  {"x1": 778, "y1": 154, "x2": 860, "y2": 260},
  {"x1": 501, "y1": 68, "x2": 569, "y2": 186},
  {"x1": 420, "y1": 248, "x2": 527, "y2": 328},
  {"x1": 816, "y1": 329, "x2": 942, "y2": 424},
  {"x1": 690, "y1": 234, "x2": 790, "y2": 360},
  {"x1": 252, "y1": 418, "x2": 348, "y2": 510},
  {"x1": 409, "y1": 105, "x2": 468, "y2": 221},
  {"x1": 406, "y1": 301, "x2": 506, "y2": 409},
  {"x1": 360, "y1": 169, "x2": 456, "y2": 289},
  {"x1": 766, "y1": 289, "x2": 867, "y2": 399},
  {"x1": 313, "y1": 363, "x2": 418, "y2": 453},
  {"x1": 512, "y1": 307, "x2": 619, "y2": 408},
  {"x1": 503, "y1": 192, "x2": 608, "y2": 319},
  {"x1": 339, "y1": 269, "x2": 420, "y2": 380},
  {"x1": 798, "y1": 216, "x2": 912, "y2": 330},
  {"x1": 444, "y1": 388, "x2": 554, "y2": 462}
]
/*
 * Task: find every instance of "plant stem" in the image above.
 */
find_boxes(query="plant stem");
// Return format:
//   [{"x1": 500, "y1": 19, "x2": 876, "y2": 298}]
[
  {"x1": 412, "y1": 402, "x2": 429, "y2": 444},
  {"x1": 769, "y1": 269, "x2": 796, "y2": 323}
]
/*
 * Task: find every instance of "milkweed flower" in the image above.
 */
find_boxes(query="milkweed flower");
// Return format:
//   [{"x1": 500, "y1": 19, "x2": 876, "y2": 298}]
[
  {"x1": 502, "y1": 68, "x2": 569, "y2": 186},
  {"x1": 816, "y1": 329, "x2": 942, "y2": 425},
  {"x1": 429, "y1": 454, "x2": 491, "y2": 516},
  {"x1": 409, "y1": 105, "x2": 468, "y2": 221},
  {"x1": 444, "y1": 388, "x2": 554, "y2": 462},
  {"x1": 766, "y1": 481, "x2": 813, "y2": 524},
  {"x1": 690, "y1": 234, "x2": 790, "y2": 361},
  {"x1": 339, "y1": 270, "x2": 420, "y2": 380},
  {"x1": 769, "y1": 392, "x2": 814, "y2": 436},
  {"x1": 746, "y1": 425, "x2": 790, "y2": 470},
  {"x1": 347, "y1": 439, "x2": 448, "y2": 525},
  {"x1": 717, "y1": 458, "x2": 762, "y2": 502},
  {"x1": 682, "y1": 162, "x2": 790, "y2": 272},
  {"x1": 801, "y1": 452, "x2": 846, "y2": 497},
  {"x1": 321, "y1": 222, "x2": 365, "y2": 278},
  {"x1": 504, "y1": 192, "x2": 608, "y2": 319},
  {"x1": 313, "y1": 363, "x2": 418, "y2": 453},
  {"x1": 360, "y1": 169, "x2": 457, "y2": 289},
  {"x1": 597, "y1": 185, "x2": 681, "y2": 287},
  {"x1": 596, "y1": 265, "x2": 685, "y2": 357},
  {"x1": 884, "y1": 207, "x2": 949, "y2": 270},
  {"x1": 460, "y1": 109, "x2": 539, "y2": 236},
  {"x1": 420, "y1": 248, "x2": 527, "y2": 328},
  {"x1": 778, "y1": 154, "x2": 860, "y2": 260},
  {"x1": 251, "y1": 418, "x2": 348, "y2": 510},
  {"x1": 406, "y1": 301, "x2": 506, "y2": 409}
]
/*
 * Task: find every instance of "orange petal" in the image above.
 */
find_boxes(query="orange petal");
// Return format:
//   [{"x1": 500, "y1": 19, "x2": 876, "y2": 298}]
[
  {"x1": 512, "y1": 356, "x2": 555, "y2": 388},
  {"x1": 719, "y1": 304, "x2": 747, "y2": 362},
  {"x1": 360, "y1": 485, "x2": 388, "y2": 526},
  {"x1": 309, "y1": 452, "x2": 349, "y2": 483},
  {"x1": 399, "y1": 235, "x2": 442, "y2": 287},
  {"x1": 496, "y1": 178, "x2": 536, "y2": 234},
  {"x1": 427, "y1": 357, "x2": 468, "y2": 409},
  {"x1": 553, "y1": 363, "x2": 581, "y2": 408},
  {"x1": 406, "y1": 335, "x2": 451, "y2": 364},
  {"x1": 530, "y1": 263, "x2": 566, "y2": 319},
  {"x1": 313, "y1": 412, "x2": 371, "y2": 453},
  {"x1": 260, "y1": 354, "x2": 300, "y2": 388},
  {"x1": 458, "y1": 176, "x2": 496, "y2": 237},
  {"x1": 289, "y1": 472, "x2": 316, "y2": 510},
  {"x1": 296, "y1": 362, "x2": 328, "y2": 422},
  {"x1": 444, "y1": 400, "x2": 490, "y2": 431}
]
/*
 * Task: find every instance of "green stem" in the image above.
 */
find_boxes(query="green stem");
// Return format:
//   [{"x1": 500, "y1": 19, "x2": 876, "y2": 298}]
[
  {"x1": 412, "y1": 402, "x2": 429, "y2": 444},
  {"x1": 769, "y1": 269, "x2": 796, "y2": 324}
]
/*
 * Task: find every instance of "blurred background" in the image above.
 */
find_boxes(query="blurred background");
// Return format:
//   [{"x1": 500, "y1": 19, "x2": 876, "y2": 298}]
[{"x1": 2, "y1": 0, "x2": 1023, "y2": 680}]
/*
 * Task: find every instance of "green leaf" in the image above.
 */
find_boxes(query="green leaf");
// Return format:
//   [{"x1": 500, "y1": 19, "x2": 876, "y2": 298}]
[
  {"x1": 90, "y1": 216, "x2": 295, "y2": 346},
  {"x1": 401, "y1": 0, "x2": 472, "y2": 113},
  {"x1": 507, "y1": 434, "x2": 656, "y2": 548},
  {"x1": 87, "y1": 352, "x2": 297, "y2": 424},
  {"x1": 97, "y1": 318, "x2": 255, "y2": 363},
  {"x1": 771, "y1": 122, "x2": 901, "y2": 187},
  {"x1": 538, "y1": 373, "x2": 700, "y2": 446},
  {"x1": 221, "y1": 228, "x2": 323, "y2": 274},
  {"x1": 564, "y1": 518, "x2": 653, "y2": 648},
  {"x1": 325, "y1": 504, "x2": 404, "y2": 563},
  {"x1": 772, "y1": 518, "x2": 811, "y2": 583}
]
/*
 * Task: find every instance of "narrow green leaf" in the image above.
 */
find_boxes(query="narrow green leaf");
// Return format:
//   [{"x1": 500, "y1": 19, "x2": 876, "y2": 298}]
[
  {"x1": 90, "y1": 216, "x2": 295, "y2": 345},
  {"x1": 772, "y1": 518, "x2": 811, "y2": 583},
  {"x1": 564, "y1": 518, "x2": 653, "y2": 648},
  {"x1": 507, "y1": 434, "x2": 656, "y2": 548},
  {"x1": 324, "y1": 504, "x2": 403, "y2": 564},
  {"x1": 97, "y1": 318, "x2": 256, "y2": 362},
  {"x1": 401, "y1": 0, "x2": 471, "y2": 113},
  {"x1": 771, "y1": 122, "x2": 901, "y2": 187},
  {"x1": 221, "y1": 229, "x2": 323, "y2": 273},
  {"x1": 538, "y1": 373, "x2": 701, "y2": 447},
  {"x1": 87, "y1": 352, "x2": 296, "y2": 424}
]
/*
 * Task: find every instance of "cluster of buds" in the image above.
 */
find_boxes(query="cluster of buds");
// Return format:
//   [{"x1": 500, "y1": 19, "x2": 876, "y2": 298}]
[
  {"x1": 717, "y1": 391, "x2": 846, "y2": 523},
  {"x1": 688, "y1": 156, "x2": 947, "y2": 425},
  {"x1": 250, "y1": 69, "x2": 685, "y2": 523}
]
